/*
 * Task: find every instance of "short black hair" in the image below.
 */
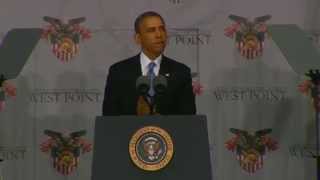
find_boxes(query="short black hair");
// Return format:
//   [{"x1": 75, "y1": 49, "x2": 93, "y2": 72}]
[{"x1": 134, "y1": 11, "x2": 165, "y2": 33}]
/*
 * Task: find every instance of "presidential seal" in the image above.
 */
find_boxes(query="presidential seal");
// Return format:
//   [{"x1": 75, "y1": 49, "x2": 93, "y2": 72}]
[{"x1": 129, "y1": 126, "x2": 174, "y2": 171}]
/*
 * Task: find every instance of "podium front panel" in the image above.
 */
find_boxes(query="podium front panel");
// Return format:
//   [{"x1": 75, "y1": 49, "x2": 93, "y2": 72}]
[{"x1": 91, "y1": 115, "x2": 212, "y2": 180}]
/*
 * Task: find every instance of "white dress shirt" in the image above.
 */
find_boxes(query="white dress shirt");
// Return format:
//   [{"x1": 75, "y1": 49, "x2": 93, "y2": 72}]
[{"x1": 140, "y1": 52, "x2": 161, "y2": 76}]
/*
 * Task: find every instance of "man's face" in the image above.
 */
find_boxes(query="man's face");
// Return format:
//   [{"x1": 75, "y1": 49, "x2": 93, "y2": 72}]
[{"x1": 135, "y1": 16, "x2": 167, "y2": 59}]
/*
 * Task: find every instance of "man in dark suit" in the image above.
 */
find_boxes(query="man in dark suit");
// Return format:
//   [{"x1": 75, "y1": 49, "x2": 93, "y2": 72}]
[{"x1": 102, "y1": 11, "x2": 196, "y2": 115}]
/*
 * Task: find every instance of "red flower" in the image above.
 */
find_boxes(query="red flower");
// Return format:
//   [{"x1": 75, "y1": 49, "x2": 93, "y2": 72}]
[
  {"x1": 192, "y1": 80, "x2": 204, "y2": 96},
  {"x1": 40, "y1": 138, "x2": 55, "y2": 153},
  {"x1": 79, "y1": 139, "x2": 92, "y2": 153},
  {"x1": 257, "y1": 23, "x2": 268, "y2": 33},
  {"x1": 225, "y1": 136, "x2": 240, "y2": 151},
  {"x1": 80, "y1": 28, "x2": 91, "y2": 40},
  {"x1": 42, "y1": 25, "x2": 56, "y2": 39},
  {"x1": 298, "y1": 80, "x2": 312, "y2": 95},
  {"x1": 224, "y1": 23, "x2": 240, "y2": 38},
  {"x1": 2, "y1": 80, "x2": 16, "y2": 97},
  {"x1": 261, "y1": 136, "x2": 278, "y2": 151}
]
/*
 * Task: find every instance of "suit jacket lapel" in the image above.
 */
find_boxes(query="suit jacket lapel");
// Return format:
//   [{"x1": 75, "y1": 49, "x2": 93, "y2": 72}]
[
  {"x1": 132, "y1": 54, "x2": 142, "y2": 77},
  {"x1": 159, "y1": 56, "x2": 171, "y2": 77}
]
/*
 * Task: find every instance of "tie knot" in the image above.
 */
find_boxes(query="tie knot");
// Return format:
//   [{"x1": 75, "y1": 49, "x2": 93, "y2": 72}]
[{"x1": 148, "y1": 62, "x2": 156, "y2": 70}]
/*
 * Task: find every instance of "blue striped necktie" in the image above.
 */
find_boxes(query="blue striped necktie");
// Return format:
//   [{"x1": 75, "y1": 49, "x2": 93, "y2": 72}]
[{"x1": 147, "y1": 62, "x2": 156, "y2": 97}]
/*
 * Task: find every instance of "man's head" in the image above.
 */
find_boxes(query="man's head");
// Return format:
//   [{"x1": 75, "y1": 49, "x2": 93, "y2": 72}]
[{"x1": 134, "y1": 11, "x2": 167, "y2": 60}]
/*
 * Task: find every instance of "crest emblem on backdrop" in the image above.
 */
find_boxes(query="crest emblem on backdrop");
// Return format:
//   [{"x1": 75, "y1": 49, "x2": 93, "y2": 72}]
[
  {"x1": 225, "y1": 128, "x2": 278, "y2": 174},
  {"x1": 42, "y1": 16, "x2": 91, "y2": 62},
  {"x1": 40, "y1": 129, "x2": 92, "y2": 176},
  {"x1": 224, "y1": 15, "x2": 271, "y2": 59},
  {"x1": 129, "y1": 126, "x2": 174, "y2": 171}
]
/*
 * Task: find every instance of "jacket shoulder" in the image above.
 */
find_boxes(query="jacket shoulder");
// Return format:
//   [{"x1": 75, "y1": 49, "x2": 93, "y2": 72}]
[
  {"x1": 108, "y1": 55, "x2": 139, "y2": 72},
  {"x1": 163, "y1": 56, "x2": 191, "y2": 73}
]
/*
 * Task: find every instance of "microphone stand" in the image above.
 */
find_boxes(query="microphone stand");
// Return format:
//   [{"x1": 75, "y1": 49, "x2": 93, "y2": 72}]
[{"x1": 146, "y1": 74, "x2": 167, "y2": 115}]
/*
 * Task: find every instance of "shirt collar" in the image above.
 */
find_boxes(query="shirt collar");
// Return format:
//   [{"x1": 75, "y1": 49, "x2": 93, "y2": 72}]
[{"x1": 140, "y1": 52, "x2": 161, "y2": 74}]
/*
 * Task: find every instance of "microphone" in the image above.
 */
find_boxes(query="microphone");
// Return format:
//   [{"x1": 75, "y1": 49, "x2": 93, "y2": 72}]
[
  {"x1": 136, "y1": 76, "x2": 150, "y2": 95},
  {"x1": 154, "y1": 75, "x2": 167, "y2": 95}
]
